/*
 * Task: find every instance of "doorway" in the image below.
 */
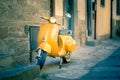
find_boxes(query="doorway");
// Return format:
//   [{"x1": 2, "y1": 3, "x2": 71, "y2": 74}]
[
  {"x1": 63, "y1": 0, "x2": 74, "y2": 30},
  {"x1": 87, "y1": 0, "x2": 97, "y2": 39},
  {"x1": 111, "y1": 0, "x2": 120, "y2": 38}
]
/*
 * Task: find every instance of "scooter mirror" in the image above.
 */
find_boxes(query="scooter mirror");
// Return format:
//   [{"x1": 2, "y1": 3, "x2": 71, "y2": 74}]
[
  {"x1": 35, "y1": 13, "x2": 42, "y2": 18},
  {"x1": 65, "y1": 13, "x2": 71, "y2": 18},
  {"x1": 36, "y1": 15, "x2": 42, "y2": 18}
]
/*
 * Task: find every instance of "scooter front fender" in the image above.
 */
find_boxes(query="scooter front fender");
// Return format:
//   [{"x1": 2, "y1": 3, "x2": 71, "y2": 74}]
[{"x1": 38, "y1": 42, "x2": 51, "y2": 53}]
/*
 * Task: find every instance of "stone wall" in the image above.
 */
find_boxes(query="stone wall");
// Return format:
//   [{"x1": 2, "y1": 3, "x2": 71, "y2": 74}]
[
  {"x1": 74, "y1": 0, "x2": 87, "y2": 47},
  {"x1": 74, "y1": 20, "x2": 87, "y2": 47},
  {"x1": 0, "y1": 0, "x2": 51, "y2": 67}
]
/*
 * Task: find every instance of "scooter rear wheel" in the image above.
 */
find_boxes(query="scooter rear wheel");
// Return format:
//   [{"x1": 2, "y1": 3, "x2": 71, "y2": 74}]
[
  {"x1": 36, "y1": 49, "x2": 47, "y2": 70},
  {"x1": 62, "y1": 52, "x2": 71, "y2": 63}
]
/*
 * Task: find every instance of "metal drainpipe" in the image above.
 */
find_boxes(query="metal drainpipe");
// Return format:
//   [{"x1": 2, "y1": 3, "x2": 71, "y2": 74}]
[
  {"x1": 94, "y1": 0, "x2": 97, "y2": 39},
  {"x1": 110, "y1": 0, "x2": 113, "y2": 38}
]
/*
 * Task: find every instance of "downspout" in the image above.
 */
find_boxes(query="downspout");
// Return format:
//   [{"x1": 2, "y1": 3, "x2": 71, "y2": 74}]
[
  {"x1": 94, "y1": 0, "x2": 97, "y2": 39},
  {"x1": 110, "y1": 0, "x2": 113, "y2": 38}
]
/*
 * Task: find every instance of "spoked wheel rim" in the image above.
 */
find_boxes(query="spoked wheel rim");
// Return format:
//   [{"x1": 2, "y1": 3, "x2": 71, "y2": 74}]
[{"x1": 62, "y1": 52, "x2": 71, "y2": 63}]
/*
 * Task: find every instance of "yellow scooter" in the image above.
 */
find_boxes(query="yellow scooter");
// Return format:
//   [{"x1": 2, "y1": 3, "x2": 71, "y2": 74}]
[{"x1": 36, "y1": 13, "x2": 76, "y2": 69}]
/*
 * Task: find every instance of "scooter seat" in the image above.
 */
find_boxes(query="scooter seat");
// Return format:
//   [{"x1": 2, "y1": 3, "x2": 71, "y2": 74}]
[{"x1": 59, "y1": 29, "x2": 72, "y2": 36}]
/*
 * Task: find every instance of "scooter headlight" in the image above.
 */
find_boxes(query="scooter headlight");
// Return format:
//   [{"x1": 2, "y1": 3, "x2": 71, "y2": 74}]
[{"x1": 50, "y1": 17, "x2": 56, "y2": 23}]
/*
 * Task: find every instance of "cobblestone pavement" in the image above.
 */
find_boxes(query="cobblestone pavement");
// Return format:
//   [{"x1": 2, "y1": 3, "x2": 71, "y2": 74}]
[
  {"x1": 34, "y1": 39, "x2": 120, "y2": 80},
  {"x1": 79, "y1": 47, "x2": 120, "y2": 80}
]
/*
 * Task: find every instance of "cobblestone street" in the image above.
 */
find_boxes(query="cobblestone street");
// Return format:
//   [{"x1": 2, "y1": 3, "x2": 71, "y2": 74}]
[
  {"x1": 34, "y1": 39, "x2": 120, "y2": 80},
  {"x1": 79, "y1": 45, "x2": 120, "y2": 80}
]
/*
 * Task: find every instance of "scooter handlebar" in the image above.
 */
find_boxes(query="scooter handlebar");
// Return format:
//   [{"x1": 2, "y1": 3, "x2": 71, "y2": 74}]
[{"x1": 35, "y1": 15, "x2": 49, "y2": 21}]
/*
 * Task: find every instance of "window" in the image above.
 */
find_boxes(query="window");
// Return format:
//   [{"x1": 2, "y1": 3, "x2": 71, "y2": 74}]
[
  {"x1": 100, "y1": 0, "x2": 105, "y2": 7},
  {"x1": 92, "y1": 2, "x2": 96, "y2": 11},
  {"x1": 117, "y1": 0, "x2": 120, "y2": 15}
]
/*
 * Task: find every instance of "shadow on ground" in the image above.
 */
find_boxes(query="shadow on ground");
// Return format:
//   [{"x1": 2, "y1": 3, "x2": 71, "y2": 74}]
[{"x1": 79, "y1": 47, "x2": 120, "y2": 80}]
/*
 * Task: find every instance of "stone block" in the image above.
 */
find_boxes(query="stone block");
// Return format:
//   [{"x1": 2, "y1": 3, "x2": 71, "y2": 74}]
[
  {"x1": 86, "y1": 40, "x2": 101, "y2": 46},
  {"x1": 0, "y1": 28, "x2": 8, "y2": 39},
  {"x1": 0, "y1": 39, "x2": 8, "y2": 54},
  {"x1": 8, "y1": 26, "x2": 17, "y2": 32},
  {"x1": 8, "y1": 32, "x2": 26, "y2": 38},
  {"x1": 15, "y1": 53, "x2": 30, "y2": 65},
  {"x1": 0, "y1": 54, "x2": 15, "y2": 71}
]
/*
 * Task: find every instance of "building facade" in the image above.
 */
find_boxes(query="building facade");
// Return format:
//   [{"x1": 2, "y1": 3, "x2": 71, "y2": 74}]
[
  {"x1": 86, "y1": 0, "x2": 111, "y2": 44},
  {"x1": 112, "y1": 0, "x2": 120, "y2": 39}
]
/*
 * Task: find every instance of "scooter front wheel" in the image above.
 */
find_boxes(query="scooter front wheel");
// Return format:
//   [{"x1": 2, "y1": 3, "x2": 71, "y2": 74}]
[
  {"x1": 62, "y1": 52, "x2": 71, "y2": 63},
  {"x1": 36, "y1": 49, "x2": 47, "y2": 70}
]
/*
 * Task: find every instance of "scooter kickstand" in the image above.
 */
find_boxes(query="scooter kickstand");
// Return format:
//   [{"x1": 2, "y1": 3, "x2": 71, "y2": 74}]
[{"x1": 59, "y1": 58, "x2": 63, "y2": 69}]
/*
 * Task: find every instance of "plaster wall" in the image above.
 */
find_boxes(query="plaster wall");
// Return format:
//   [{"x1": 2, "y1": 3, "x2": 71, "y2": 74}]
[{"x1": 96, "y1": 0, "x2": 111, "y2": 38}]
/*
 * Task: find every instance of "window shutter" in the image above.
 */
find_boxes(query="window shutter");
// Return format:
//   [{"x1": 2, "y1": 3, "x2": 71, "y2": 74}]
[
  {"x1": 100, "y1": 0, "x2": 105, "y2": 7},
  {"x1": 117, "y1": 0, "x2": 120, "y2": 15}
]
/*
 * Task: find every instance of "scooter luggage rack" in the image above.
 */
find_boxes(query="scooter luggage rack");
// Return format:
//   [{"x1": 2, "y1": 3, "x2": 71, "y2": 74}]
[{"x1": 59, "y1": 29, "x2": 72, "y2": 36}]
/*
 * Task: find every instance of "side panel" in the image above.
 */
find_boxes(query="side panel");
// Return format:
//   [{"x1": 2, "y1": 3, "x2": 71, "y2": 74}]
[{"x1": 58, "y1": 35, "x2": 76, "y2": 56}]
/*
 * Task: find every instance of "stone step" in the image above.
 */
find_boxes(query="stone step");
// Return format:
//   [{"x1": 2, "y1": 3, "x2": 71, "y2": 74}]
[
  {"x1": 0, "y1": 54, "x2": 15, "y2": 71},
  {"x1": 86, "y1": 40, "x2": 101, "y2": 46},
  {"x1": 0, "y1": 64, "x2": 40, "y2": 80}
]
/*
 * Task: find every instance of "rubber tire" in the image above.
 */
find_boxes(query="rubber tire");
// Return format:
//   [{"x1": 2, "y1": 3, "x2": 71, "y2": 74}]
[
  {"x1": 62, "y1": 52, "x2": 71, "y2": 63},
  {"x1": 37, "y1": 50, "x2": 47, "y2": 70}
]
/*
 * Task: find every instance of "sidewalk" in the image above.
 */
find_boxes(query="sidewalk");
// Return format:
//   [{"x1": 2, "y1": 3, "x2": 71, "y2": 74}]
[{"x1": 35, "y1": 39, "x2": 120, "y2": 80}]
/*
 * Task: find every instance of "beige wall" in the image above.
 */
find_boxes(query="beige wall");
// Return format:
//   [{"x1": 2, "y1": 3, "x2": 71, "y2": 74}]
[
  {"x1": 54, "y1": 0, "x2": 63, "y2": 16},
  {"x1": 96, "y1": 0, "x2": 111, "y2": 37},
  {"x1": 77, "y1": 0, "x2": 86, "y2": 20}
]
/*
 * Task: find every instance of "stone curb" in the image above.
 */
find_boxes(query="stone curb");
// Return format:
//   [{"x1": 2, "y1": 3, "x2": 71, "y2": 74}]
[{"x1": 0, "y1": 65, "x2": 40, "y2": 80}]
